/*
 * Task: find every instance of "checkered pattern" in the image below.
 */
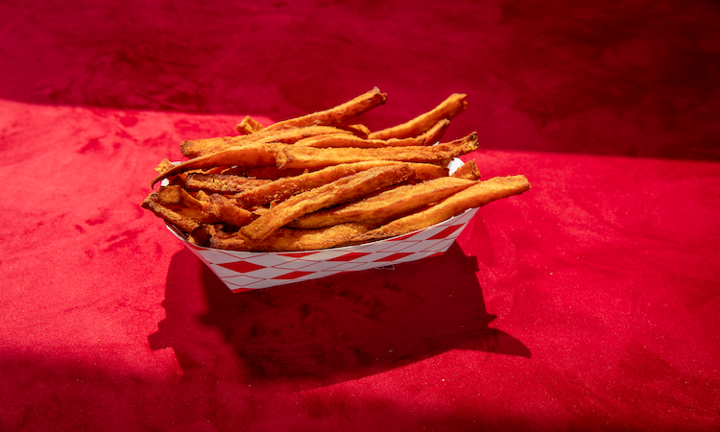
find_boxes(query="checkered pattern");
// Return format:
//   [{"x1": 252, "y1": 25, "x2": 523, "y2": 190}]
[{"x1": 168, "y1": 207, "x2": 479, "y2": 292}]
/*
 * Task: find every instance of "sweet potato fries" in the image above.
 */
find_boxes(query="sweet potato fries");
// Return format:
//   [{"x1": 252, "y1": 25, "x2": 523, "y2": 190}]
[{"x1": 142, "y1": 88, "x2": 531, "y2": 251}]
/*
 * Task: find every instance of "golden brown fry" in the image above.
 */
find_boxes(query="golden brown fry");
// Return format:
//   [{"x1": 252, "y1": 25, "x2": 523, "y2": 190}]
[
  {"x1": 384, "y1": 118, "x2": 450, "y2": 146},
  {"x1": 193, "y1": 190, "x2": 212, "y2": 202},
  {"x1": 181, "y1": 136, "x2": 250, "y2": 158},
  {"x1": 219, "y1": 166, "x2": 248, "y2": 176},
  {"x1": 368, "y1": 93, "x2": 467, "y2": 140},
  {"x1": 188, "y1": 224, "x2": 218, "y2": 246},
  {"x1": 339, "y1": 124, "x2": 371, "y2": 138},
  {"x1": 295, "y1": 119, "x2": 450, "y2": 149},
  {"x1": 153, "y1": 184, "x2": 186, "y2": 206},
  {"x1": 235, "y1": 115, "x2": 265, "y2": 134},
  {"x1": 154, "y1": 187, "x2": 218, "y2": 224},
  {"x1": 351, "y1": 175, "x2": 531, "y2": 243},
  {"x1": 181, "y1": 126, "x2": 352, "y2": 158},
  {"x1": 209, "y1": 223, "x2": 372, "y2": 252},
  {"x1": 263, "y1": 87, "x2": 388, "y2": 132},
  {"x1": 142, "y1": 193, "x2": 203, "y2": 233},
  {"x1": 276, "y1": 132, "x2": 479, "y2": 170},
  {"x1": 152, "y1": 143, "x2": 286, "y2": 187},
  {"x1": 451, "y1": 159, "x2": 481, "y2": 180},
  {"x1": 205, "y1": 194, "x2": 254, "y2": 227},
  {"x1": 294, "y1": 133, "x2": 386, "y2": 148},
  {"x1": 154, "y1": 158, "x2": 176, "y2": 175},
  {"x1": 253, "y1": 161, "x2": 440, "y2": 182},
  {"x1": 185, "y1": 173, "x2": 272, "y2": 194},
  {"x1": 398, "y1": 162, "x2": 449, "y2": 180},
  {"x1": 234, "y1": 161, "x2": 406, "y2": 209},
  {"x1": 290, "y1": 177, "x2": 476, "y2": 229},
  {"x1": 242, "y1": 166, "x2": 306, "y2": 180},
  {"x1": 252, "y1": 207, "x2": 271, "y2": 217},
  {"x1": 239, "y1": 164, "x2": 414, "y2": 245},
  {"x1": 154, "y1": 185, "x2": 209, "y2": 214}
]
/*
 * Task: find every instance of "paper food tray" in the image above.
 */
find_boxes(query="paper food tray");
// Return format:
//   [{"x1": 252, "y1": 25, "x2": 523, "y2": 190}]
[
  {"x1": 166, "y1": 206, "x2": 477, "y2": 292},
  {"x1": 165, "y1": 158, "x2": 477, "y2": 292}
]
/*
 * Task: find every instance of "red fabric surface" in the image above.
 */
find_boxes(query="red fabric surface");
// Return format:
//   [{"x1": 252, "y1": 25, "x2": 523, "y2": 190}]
[{"x1": 1, "y1": 0, "x2": 719, "y2": 430}]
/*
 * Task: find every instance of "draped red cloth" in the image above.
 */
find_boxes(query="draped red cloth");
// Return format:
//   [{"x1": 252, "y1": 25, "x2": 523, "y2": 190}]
[{"x1": 1, "y1": 1, "x2": 719, "y2": 430}]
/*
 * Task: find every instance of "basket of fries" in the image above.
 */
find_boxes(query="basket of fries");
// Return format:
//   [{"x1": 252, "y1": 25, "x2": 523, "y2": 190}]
[{"x1": 142, "y1": 88, "x2": 531, "y2": 292}]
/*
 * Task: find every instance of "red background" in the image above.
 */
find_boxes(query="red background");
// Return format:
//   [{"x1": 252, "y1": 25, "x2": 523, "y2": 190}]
[{"x1": 1, "y1": 0, "x2": 719, "y2": 430}]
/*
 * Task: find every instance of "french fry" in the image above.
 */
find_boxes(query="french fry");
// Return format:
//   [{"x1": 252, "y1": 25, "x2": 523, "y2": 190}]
[
  {"x1": 151, "y1": 143, "x2": 286, "y2": 187},
  {"x1": 187, "y1": 224, "x2": 218, "y2": 246},
  {"x1": 276, "y1": 133, "x2": 479, "y2": 170},
  {"x1": 368, "y1": 93, "x2": 467, "y2": 140},
  {"x1": 205, "y1": 194, "x2": 254, "y2": 227},
  {"x1": 142, "y1": 192, "x2": 206, "y2": 233},
  {"x1": 451, "y1": 159, "x2": 482, "y2": 180},
  {"x1": 235, "y1": 161, "x2": 447, "y2": 210},
  {"x1": 338, "y1": 124, "x2": 371, "y2": 138},
  {"x1": 193, "y1": 190, "x2": 212, "y2": 202},
  {"x1": 396, "y1": 162, "x2": 450, "y2": 180},
  {"x1": 239, "y1": 164, "x2": 414, "y2": 245},
  {"x1": 243, "y1": 166, "x2": 308, "y2": 180},
  {"x1": 181, "y1": 125, "x2": 353, "y2": 158},
  {"x1": 294, "y1": 119, "x2": 450, "y2": 149},
  {"x1": 209, "y1": 223, "x2": 372, "y2": 252},
  {"x1": 154, "y1": 185, "x2": 214, "y2": 220},
  {"x1": 263, "y1": 87, "x2": 387, "y2": 132},
  {"x1": 351, "y1": 175, "x2": 531, "y2": 243},
  {"x1": 294, "y1": 133, "x2": 387, "y2": 149},
  {"x1": 146, "y1": 201, "x2": 201, "y2": 233},
  {"x1": 290, "y1": 176, "x2": 477, "y2": 229},
  {"x1": 154, "y1": 158, "x2": 176, "y2": 175},
  {"x1": 234, "y1": 161, "x2": 406, "y2": 209},
  {"x1": 185, "y1": 173, "x2": 272, "y2": 194},
  {"x1": 384, "y1": 118, "x2": 450, "y2": 146},
  {"x1": 235, "y1": 115, "x2": 265, "y2": 134}
]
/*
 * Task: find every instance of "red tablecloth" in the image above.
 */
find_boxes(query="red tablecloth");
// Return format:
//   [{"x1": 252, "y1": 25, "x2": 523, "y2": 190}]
[{"x1": 2, "y1": 1, "x2": 719, "y2": 431}]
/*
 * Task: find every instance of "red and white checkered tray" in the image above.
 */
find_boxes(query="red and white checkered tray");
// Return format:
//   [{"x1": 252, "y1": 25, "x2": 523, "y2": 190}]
[
  {"x1": 163, "y1": 158, "x2": 477, "y2": 292},
  {"x1": 167, "y1": 206, "x2": 478, "y2": 292}
]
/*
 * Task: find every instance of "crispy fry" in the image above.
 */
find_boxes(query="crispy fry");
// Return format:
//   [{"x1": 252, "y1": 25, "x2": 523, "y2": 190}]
[
  {"x1": 383, "y1": 118, "x2": 450, "y2": 146},
  {"x1": 154, "y1": 185, "x2": 210, "y2": 214},
  {"x1": 294, "y1": 133, "x2": 386, "y2": 149},
  {"x1": 210, "y1": 223, "x2": 372, "y2": 251},
  {"x1": 263, "y1": 87, "x2": 388, "y2": 132},
  {"x1": 234, "y1": 161, "x2": 406, "y2": 209},
  {"x1": 153, "y1": 187, "x2": 218, "y2": 224},
  {"x1": 399, "y1": 162, "x2": 449, "y2": 180},
  {"x1": 368, "y1": 93, "x2": 467, "y2": 140},
  {"x1": 243, "y1": 165, "x2": 308, "y2": 180},
  {"x1": 185, "y1": 173, "x2": 272, "y2": 194},
  {"x1": 152, "y1": 143, "x2": 286, "y2": 187},
  {"x1": 142, "y1": 193, "x2": 204, "y2": 233},
  {"x1": 239, "y1": 164, "x2": 414, "y2": 245},
  {"x1": 295, "y1": 119, "x2": 450, "y2": 149},
  {"x1": 339, "y1": 124, "x2": 371, "y2": 138},
  {"x1": 290, "y1": 176, "x2": 476, "y2": 229},
  {"x1": 219, "y1": 166, "x2": 248, "y2": 176},
  {"x1": 205, "y1": 194, "x2": 254, "y2": 227},
  {"x1": 351, "y1": 175, "x2": 531, "y2": 243},
  {"x1": 188, "y1": 224, "x2": 218, "y2": 246},
  {"x1": 276, "y1": 132, "x2": 479, "y2": 170},
  {"x1": 235, "y1": 115, "x2": 265, "y2": 134},
  {"x1": 154, "y1": 158, "x2": 176, "y2": 175},
  {"x1": 153, "y1": 184, "x2": 187, "y2": 206},
  {"x1": 181, "y1": 126, "x2": 352, "y2": 158},
  {"x1": 451, "y1": 159, "x2": 481, "y2": 180}
]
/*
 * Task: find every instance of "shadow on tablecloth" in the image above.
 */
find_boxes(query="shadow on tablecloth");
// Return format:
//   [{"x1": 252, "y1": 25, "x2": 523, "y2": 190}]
[{"x1": 150, "y1": 242, "x2": 530, "y2": 388}]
